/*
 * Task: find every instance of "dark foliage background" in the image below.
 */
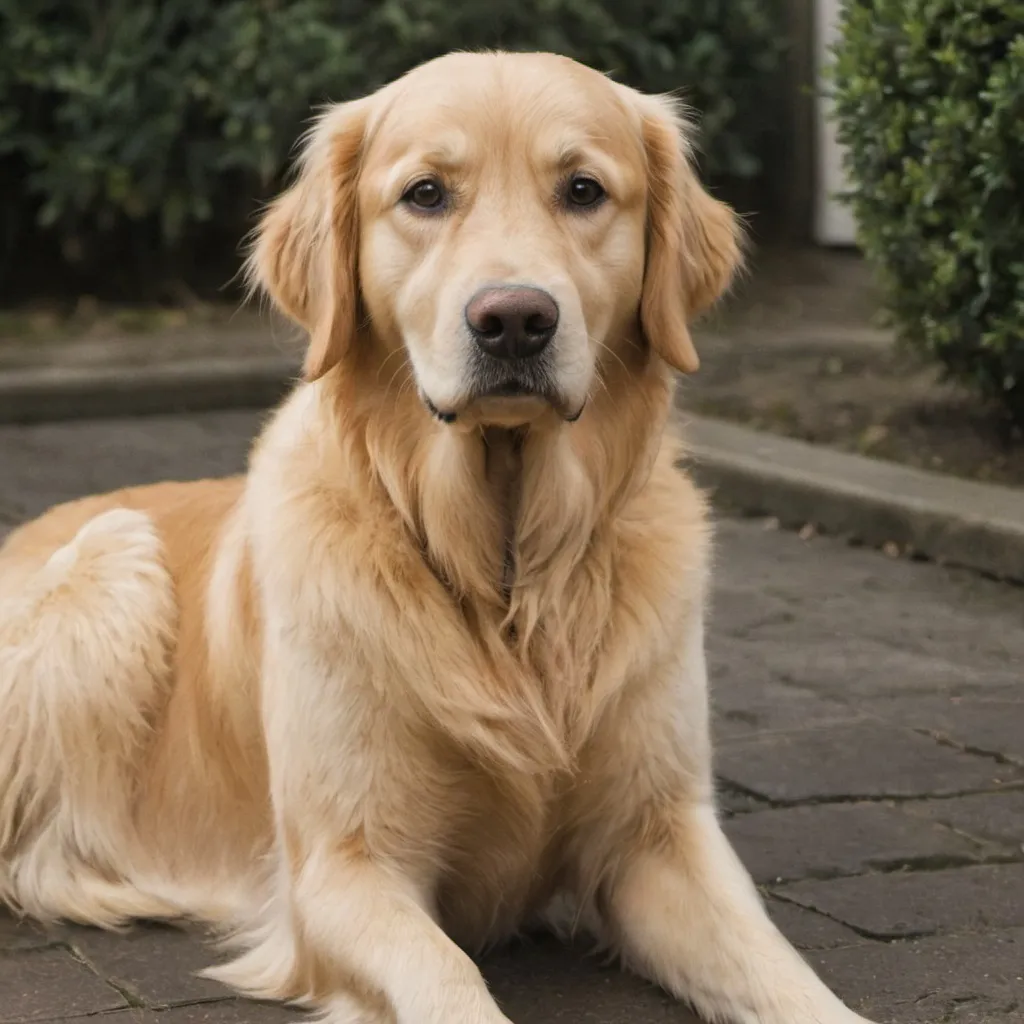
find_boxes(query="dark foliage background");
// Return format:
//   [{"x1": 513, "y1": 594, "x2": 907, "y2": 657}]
[
  {"x1": 0, "y1": 0, "x2": 784, "y2": 301},
  {"x1": 832, "y1": 0, "x2": 1024, "y2": 426}
]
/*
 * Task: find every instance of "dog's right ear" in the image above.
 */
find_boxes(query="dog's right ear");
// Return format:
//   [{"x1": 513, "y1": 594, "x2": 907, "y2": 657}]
[{"x1": 247, "y1": 99, "x2": 371, "y2": 381}]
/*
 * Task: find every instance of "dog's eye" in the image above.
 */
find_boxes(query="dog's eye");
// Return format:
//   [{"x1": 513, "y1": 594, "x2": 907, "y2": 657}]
[
  {"x1": 401, "y1": 178, "x2": 446, "y2": 212},
  {"x1": 566, "y1": 176, "x2": 606, "y2": 209}
]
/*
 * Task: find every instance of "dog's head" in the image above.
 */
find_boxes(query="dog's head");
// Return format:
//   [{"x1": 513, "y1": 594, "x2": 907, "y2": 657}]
[{"x1": 250, "y1": 52, "x2": 741, "y2": 428}]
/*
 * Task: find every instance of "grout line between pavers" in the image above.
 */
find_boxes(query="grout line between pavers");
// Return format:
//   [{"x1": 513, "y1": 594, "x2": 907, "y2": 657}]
[
  {"x1": 768, "y1": 849, "x2": 1024, "y2": 889},
  {"x1": 721, "y1": 790, "x2": 1022, "y2": 858},
  {"x1": 911, "y1": 727, "x2": 1024, "y2": 770},
  {"x1": 63, "y1": 943, "x2": 146, "y2": 1010},
  {"x1": 764, "y1": 890, "x2": 933, "y2": 944},
  {"x1": 713, "y1": 778, "x2": 1024, "y2": 809}
]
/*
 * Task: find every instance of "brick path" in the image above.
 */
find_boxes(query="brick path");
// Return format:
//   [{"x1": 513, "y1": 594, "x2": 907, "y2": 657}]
[{"x1": 1, "y1": 410, "x2": 1021, "y2": 1024}]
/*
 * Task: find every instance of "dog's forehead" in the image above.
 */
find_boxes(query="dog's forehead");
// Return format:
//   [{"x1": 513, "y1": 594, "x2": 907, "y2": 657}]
[{"x1": 367, "y1": 52, "x2": 641, "y2": 162}]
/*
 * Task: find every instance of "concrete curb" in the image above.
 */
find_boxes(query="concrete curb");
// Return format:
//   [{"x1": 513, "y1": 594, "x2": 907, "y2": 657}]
[
  {"x1": 685, "y1": 416, "x2": 1024, "y2": 584},
  {"x1": 0, "y1": 356, "x2": 299, "y2": 423},
  {"x1": 1, "y1": 359, "x2": 1021, "y2": 583}
]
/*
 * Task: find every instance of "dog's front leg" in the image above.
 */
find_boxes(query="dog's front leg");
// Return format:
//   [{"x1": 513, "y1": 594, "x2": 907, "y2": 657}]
[
  {"x1": 285, "y1": 844, "x2": 512, "y2": 1024},
  {"x1": 572, "y1": 615, "x2": 876, "y2": 1024},
  {"x1": 254, "y1": 642, "x2": 513, "y2": 1024},
  {"x1": 608, "y1": 804, "x2": 874, "y2": 1024}
]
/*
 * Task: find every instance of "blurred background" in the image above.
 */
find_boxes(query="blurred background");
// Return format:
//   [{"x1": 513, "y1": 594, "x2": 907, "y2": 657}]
[{"x1": 1, "y1": 0, "x2": 1022, "y2": 485}]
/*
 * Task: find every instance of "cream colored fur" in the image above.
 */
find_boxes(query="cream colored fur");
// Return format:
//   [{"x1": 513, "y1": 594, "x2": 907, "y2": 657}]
[{"x1": 0, "y1": 52, "x2": 875, "y2": 1024}]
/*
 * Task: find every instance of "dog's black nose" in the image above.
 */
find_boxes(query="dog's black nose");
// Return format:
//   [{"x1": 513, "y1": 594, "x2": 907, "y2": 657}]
[{"x1": 465, "y1": 286, "x2": 559, "y2": 361}]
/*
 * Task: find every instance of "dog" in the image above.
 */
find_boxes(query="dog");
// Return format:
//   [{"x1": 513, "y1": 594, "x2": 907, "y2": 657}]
[{"x1": 0, "y1": 52, "x2": 874, "y2": 1024}]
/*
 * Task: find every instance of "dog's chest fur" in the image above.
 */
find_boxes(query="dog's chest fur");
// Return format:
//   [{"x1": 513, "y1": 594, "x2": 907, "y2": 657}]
[
  {"x1": 251, "y1": 400, "x2": 707, "y2": 955},
  {"x1": 432, "y1": 755, "x2": 567, "y2": 952},
  {"x1": 371, "y1": 425, "x2": 704, "y2": 947}
]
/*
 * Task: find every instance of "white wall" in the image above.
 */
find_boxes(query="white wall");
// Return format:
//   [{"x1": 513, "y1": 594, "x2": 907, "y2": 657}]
[{"x1": 814, "y1": 0, "x2": 858, "y2": 245}]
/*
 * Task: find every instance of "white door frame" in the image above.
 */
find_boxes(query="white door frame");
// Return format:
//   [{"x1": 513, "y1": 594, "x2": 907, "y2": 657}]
[{"x1": 814, "y1": 0, "x2": 858, "y2": 245}]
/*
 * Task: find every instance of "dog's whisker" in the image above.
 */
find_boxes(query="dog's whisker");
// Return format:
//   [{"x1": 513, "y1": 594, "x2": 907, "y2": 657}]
[
  {"x1": 593, "y1": 336, "x2": 629, "y2": 378},
  {"x1": 376, "y1": 346, "x2": 408, "y2": 385},
  {"x1": 384, "y1": 358, "x2": 412, "y2": 400}
]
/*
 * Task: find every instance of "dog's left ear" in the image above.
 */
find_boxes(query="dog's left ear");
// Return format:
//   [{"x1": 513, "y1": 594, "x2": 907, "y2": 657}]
[{"x1": 633, "y1": 94, "x2": 743, "y2": 374}]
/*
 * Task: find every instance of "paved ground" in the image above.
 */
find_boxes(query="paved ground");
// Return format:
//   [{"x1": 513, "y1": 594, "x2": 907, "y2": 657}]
[{"x1": 0, "y1": 410, "x2": 1022, "y2": 1024}]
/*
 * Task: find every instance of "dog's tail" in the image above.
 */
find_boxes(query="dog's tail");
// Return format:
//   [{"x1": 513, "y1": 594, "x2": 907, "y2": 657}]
[{"x1": 0, "y1": 508, "x2": 180, "y2": 925}]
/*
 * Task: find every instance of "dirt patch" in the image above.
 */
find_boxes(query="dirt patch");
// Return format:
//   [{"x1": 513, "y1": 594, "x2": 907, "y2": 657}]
[
  {"x1": 674, "y1": 247, "x2": 1024, "y2": 489},
  {"x1": 0, "y1": 303, "x2": 297, "y2": 373},
  {"x1": 684, "y1": 330, "x2": 1024, "y2": 487}
]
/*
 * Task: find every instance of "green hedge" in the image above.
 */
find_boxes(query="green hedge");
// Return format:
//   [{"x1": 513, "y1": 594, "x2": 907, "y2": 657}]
[
  {"x1": 831, "y1": 0, "x2": 1024, "y2": 426},
  {"x1": 0, "y1": 0, "x2": 784, "y2": 299}
]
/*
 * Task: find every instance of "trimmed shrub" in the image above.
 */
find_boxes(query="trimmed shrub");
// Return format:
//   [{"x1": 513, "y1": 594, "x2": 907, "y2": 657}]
[
  {"x1": 0, "y1": 0, "x2": 784, "y2": 298},
  {"x1": 831, "y1": 0, "x2": 1024, "y2": 426}
]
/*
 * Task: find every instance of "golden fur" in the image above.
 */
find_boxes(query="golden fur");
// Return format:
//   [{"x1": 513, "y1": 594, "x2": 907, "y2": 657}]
[{"x1": 0, "y1": 53, "x2": 873, "y2": 1024}]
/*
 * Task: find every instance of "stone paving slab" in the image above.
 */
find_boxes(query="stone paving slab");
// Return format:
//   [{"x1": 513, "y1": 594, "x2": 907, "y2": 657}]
[
  {"x1": 709, "y1": 522, "x2": 1024, "y2": 676},
  {"x1": 1, "y1": 409, "x2": 1023, "y2": 1023},
  {"x1": 716, "y1": 720, "x2": 1023, "y2": 802},
  {"x1": 0, "y1": 914, "x2": 49, "y2": 953},
  {"x1": 67, "y1": 922, "x2": 232, "y2": 1008},
  {"x1": 484, "y1": 938, "x2": 702, "y2": 1024},
  {"x1": 764, "y1": 899, "x2": 866, "y2": 951},
  {"x1": 902, "y1": 791, "x2": 1024, "y2": 851},
  {"x1": 0, "y1": 947, "x2": 127, "y2": 1022},
  {"x1": 723, "y1": 802, "x2": 983, "y2": 885},
  {"x1": 0, "y1": 921, "x2": 707, "y2": 1024},
  {"x1": 709, "y1": 659, "x2": 867, "y2": 740},
  {"x1": 719, "y1": 632, "x2": 1019, "y2": 696},
  {"x1": 777, "y1": 862, "x2": 1024, "y2": 939},
  {"x1": 812, "y1": 928, "x2": 1024, "y2": 1024},
  {"x1": 869, "y1": 691, "x2": 1024, "y2": 768},
  {"x1": 0, "y1": 413, "x2": 254, "y2": 526}
]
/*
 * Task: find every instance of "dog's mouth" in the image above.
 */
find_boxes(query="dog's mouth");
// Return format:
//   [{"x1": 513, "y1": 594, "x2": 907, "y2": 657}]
[
  {"x1": 486, "y1": 380, "x2": 534, "y2": 399},
  {"x1": 422, "y1": 382, "x2": 585, "y2": 426}
]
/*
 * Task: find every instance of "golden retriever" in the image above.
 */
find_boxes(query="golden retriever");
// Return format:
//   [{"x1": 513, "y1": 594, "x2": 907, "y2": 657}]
[{"x1": 0, "y1": 52, "x2": 873, "y2": 1024}]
